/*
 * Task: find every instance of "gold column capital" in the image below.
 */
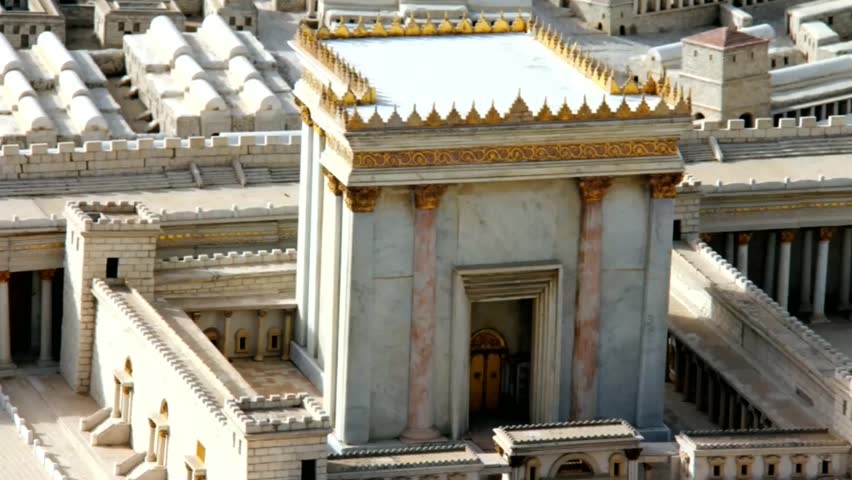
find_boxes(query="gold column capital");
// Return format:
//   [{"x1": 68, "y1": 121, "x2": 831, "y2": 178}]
[
  {"x1": 223, "y1": 311, "x2": 233, "y2": 319},
  {"x1": 190, "y1": 312, "x2": 202, "y2": 322},
  {"x1": 820, "y1": 227, "x2": 834, "y2": 241},
  {"x1": 299, "y1": 105, "x2": 313, "y2": 127},
  {"x1": 700, "y1": 233, "x2": 712, "y2": 244},
  {"x1": 0, "y1": 272, "x2": 10, "y2": 283},
  {"x1": 258, "y1": 309, "x2": 268, "y2": 318},
  {"x1": 39, "y1": 269, "x2": 55, "y2": 280},
  {"x1": 343, "y1": 186, "x2": 381, "y2": 213},
  {"x1": 781, "y1": 230, "x2": 796, "y2": 243},
  {"x1": 648, "y1": 172, "x2": 684, "y2": 199},
  {"x1": 322, "y1": 168, "x2": 344, "y2": 196},
  {"x1": 737, "y1": 232, "x2": 752, "y2": 246},
  {"x1": 578, "y1": 176, "x2": 613, "y2": 203},
  {"x1": 413, "y1": 184, "x2": 449, "y2": 210}
]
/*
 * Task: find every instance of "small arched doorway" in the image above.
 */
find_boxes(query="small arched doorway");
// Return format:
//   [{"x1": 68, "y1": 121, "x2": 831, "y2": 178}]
[
  {"x1": 596, "y1": 22, "x2": 603, "y2": 30},
  {"x1": 469, "y1": 328, "x2": 507, "y2": 416},
  {"x1": 739, "y1": 112, "x2": 754, "y2": 127},
  {"x1": 694, "y1": 112, "x2": 705, "y2": 120},
  {"x1": 203, "y1": 328, "x2": 221, "y2": 350},
  {"x1": 552, "y1": 455, "x2": 597, "y2": 478},
  {"x1": 618, "y1": 25, "x2": 626, "y2": 35}
]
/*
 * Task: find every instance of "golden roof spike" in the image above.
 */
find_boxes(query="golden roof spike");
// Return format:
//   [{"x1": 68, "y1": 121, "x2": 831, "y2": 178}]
[
  {"x1": 422, "y1": 12, "x2": 437, "y2": 35},
  {"x1": 493, "y1": 11, "x2": 510, "y2": 32},
  {"x1": 506, "y1": 89, "x2": 532, "y2": 122},
  {"x1": 445, "y1": 101, "x2": 463, "y2": 125},
  {"x1": 438, "y1": 12, "x2": 454, "y2": 34},
  {"x1": 371, "y1": 15, "x2": 388, "y2": 36},
  {"x1": 535, "y1": 97, "x2": 554, "y2": 121},
  {"x1": 353, "y1": 17, "x2": 368, "y2": 37},
  {"x1": 575, "y1": 95, "x2": 593, "y2": 120},
  {"x1": 347, "y1": 107, "x2": 367, "y2": 130},
  {"x1": 366, "y1": 106, "x2": 384, "y2": 128},
  {"x1": 406, "y1": 105, "x2": 424, "y2": 127},
  {"x1": 386, "y1": 105, "x2": 404, "y2": 128},
  {"x1": 511, "y1": 10, "x2": 526, "y2": 32},
  {"x1": 389, "y1": 16, "x2": 404, "y2": 36},
  {"x1": 615, "y1": 95, "x2": 632, "y2": 118},
  {"x1": 556, "y1": 98, "x2": 572, "y2": 121},
  {"x1": 637, "y1": 94, "x2": 652, "y2": 115},
  {"x1": 456, "y1": 12, "x2": 473, "y2": 34},
  {"x1": 317, "y1": 25, "x2": 331, "y2": 39},
  {"x1": 465, "y1": 100, "x2": 483, "y2": 125},
  {"x1": 596, "y1": 94, "x2": 613, "y2": 118},
  {"x1": 334, "y1": 17, "x2": 351, "y2": 38},
  {"x1": 424, "y1": 102, "x2": 442, "y2": 127},
  {"x1": 608, "y1": 71, "x2": 620, "y2": 95},
  {"x1": 474, "y1": 10, "x2": 492, "y2": 33},
  {"x1": 404, "y1": 13, "x2": 422, "y2": 35},
  {"x1": 484, "y1": 100, "x2": 502, "y2": 124},
  {"x1": 642, "y1": 73, "x2": 657, "y2": 95}
]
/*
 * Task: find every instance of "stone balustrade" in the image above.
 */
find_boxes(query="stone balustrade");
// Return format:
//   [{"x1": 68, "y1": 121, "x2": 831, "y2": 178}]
[{"x1": 156, "y1": 248, "x2": 297, "y2": 270}]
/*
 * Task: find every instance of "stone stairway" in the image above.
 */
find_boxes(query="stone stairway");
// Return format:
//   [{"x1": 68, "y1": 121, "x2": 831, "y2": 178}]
[
  {"x1": 679, "y1": 143, "x2": 716, "y2": 163},
  {"x1": 718, "y1": 136, "x2": 852, "y2": 161}
]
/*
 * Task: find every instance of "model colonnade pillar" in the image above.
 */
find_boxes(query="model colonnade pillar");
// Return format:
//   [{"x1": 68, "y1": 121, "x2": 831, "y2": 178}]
[
  {"x1": 777, "y1": 230, "x2": 795, "y2": 309},
  {"x1": 571, "y1": 176, "x2": 612, "y2": 419},
  {"x1": 39, "y1": 269, "x2": 54, "y2": 364}
]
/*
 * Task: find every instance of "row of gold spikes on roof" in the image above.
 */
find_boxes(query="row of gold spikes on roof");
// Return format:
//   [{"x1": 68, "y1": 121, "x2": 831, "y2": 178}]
[
  {"x1": 528, "y1": 17, "x2": 690, "y2": 103},
  {"x1": 314, "y1": 87, "x2": 691, "y2": 132},
  {"x1": 296, "y1": 26, "x2": 377, "y2": 104},
  {"x1": 316, "y1": 10, "x2": 528, "y2": 39}
]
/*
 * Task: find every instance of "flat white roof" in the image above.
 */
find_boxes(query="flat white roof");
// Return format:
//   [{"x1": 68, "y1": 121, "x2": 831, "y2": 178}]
[{"x1": 325, "y1": 33, "x2": 662, "y2": 119}]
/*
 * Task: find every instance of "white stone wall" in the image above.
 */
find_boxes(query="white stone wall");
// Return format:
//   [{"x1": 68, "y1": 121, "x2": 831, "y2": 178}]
[
  {"x1": 679, "y1": 115, "x2": 852, "y2": 144},
  {"x1": 89, "y1": 283, "x2": 248, "y2": 480}
]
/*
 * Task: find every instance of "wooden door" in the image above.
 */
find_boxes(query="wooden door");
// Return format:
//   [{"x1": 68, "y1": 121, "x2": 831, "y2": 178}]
[{"x1": 469, "y1": 329, "x2": 507, "y2": 416}]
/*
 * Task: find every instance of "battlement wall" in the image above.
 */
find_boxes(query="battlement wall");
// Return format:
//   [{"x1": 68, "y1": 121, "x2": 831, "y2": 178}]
[
  {"x1": 681, "y1": 115, "x2": 852, "y2": 144},
  {"x1": 0, "y1": 132, "x2": 300, "y2": 180},
  {"x1": 156, "y1": 248, "x2": 296, "y2": 270}
]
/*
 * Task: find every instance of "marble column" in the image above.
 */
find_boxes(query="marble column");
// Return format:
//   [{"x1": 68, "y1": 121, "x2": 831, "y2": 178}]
[
  {"x1": 295, "y1": 109, "x2": 315, "y2": 347},
  {"x1": 38, "y1": 269, "x2": 54, "y2": 364},
  {"x1": 254, "y1": 310, "x2": 267, "y2": 361},
  {"x1": 812, "y1": 228, "x2": 832, "y2": 323},
  {"x1": 306, "y1": 130, "x2": 326, "y2": 358},
  {"x1": 146, "y1": 421, "x2": 156, "y2": 462},
  {"x1": 840, "y1": 228, "x2": 852, "y2": 310},
  {"x1": 571, "y1": 177, "x2": 612, "y2": 420},
  {"x1": 777, "y1": 231, "x2": 795, "y2": 309},
  {"x1": 282, "y1": 310, "x2": 293, "y2": 361},
  {"x1": 737, "y1": 232, "x2": 752, "y2": 277},
  {"x1": 0, "y1": 272, "x2": 12, "y2": 369},
  {"x1": 121, "y1": 386, "x2": 132, "y2": 422},
  {"x1": 764, "y1": 232, "x2": 777, "y2": 295},
  {"x1": 801, "y1": 229, "x2": 814, "y2": 312},
  {"x1": 402, "y1": 185, "x2": 447, "y2": 442},
  {"x1": 636, "y1": 173, "x2": 682, "y2": 436},
  {"x1": 156, "y1": 431, "x2": 167, "y2": 466},
  {"x1": 113, "y1": 378, "x2": 122, "y2": 418},
  {"x1": 320, "y1": 170, "x2": 344, "y2": 419},
  {"x1": 222, "y1": 311, "x2": 233, "y2": 358},
  {"x1": 725, "y1": 233, "x2": 735, "y2": 264}
]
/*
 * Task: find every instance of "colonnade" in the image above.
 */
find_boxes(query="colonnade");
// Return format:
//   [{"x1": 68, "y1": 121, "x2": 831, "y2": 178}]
[
  {"x1": 0, "y1": 269, "x2": 57, "y2": 370},
  {"x1": 775, "y1": 97, "x2": 852, "y2": 124},
  {"x1": 635, "y1": 0, "x2": 716, "y2": 16},
  {"x1": 666, "y1": 334, "x2": 773, "y2": 430},
  {"x1": 705, "y1": 227, "x2": 852, "y2": 322}
]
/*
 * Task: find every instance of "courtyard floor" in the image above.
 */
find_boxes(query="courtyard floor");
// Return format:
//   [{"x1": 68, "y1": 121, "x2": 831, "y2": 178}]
[{"x1": 231, "y1": 358, "x2": 321, "y2": 399}]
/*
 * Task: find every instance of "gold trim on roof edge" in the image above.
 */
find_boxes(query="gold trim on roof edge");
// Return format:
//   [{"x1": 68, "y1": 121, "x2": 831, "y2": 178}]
[
  {"x1": 295, "y1": 15, "x2": 691, "y2": 132},
  {"x1": 327, "y1": 137, "x2": 679, "y2": 168}
]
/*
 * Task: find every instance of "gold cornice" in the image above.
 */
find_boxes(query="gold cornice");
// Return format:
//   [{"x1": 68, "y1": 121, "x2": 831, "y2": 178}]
[
  {"x1": 343, "y1": 138, "x2": 678, "y2": 168},
  {"x1": 343, "y1": 186, "x2": 381, "y2": 212},
  {"x1": 413, "y1": 184, "x2": 449, "y2": 210},
  {"x1": 578, "y1": 176, "x2": 613, "y2": 203},
  {"x1": 648, "y1": 172, "x2": 684, "y2": 199},
  {"x1": 702, "y1": 200, "x2": 852, "y2": 215}
]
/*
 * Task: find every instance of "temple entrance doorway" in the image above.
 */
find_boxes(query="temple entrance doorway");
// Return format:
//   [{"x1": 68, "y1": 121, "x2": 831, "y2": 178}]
[{"x1": 469, "y1": 299, "x2": 533, "y2": 429}]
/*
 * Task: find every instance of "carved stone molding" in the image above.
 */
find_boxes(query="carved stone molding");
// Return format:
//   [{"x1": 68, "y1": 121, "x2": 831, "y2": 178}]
[
  {"x1": 781, "y1": 230, "x2": 796, "y2": 243},
  {"x1": 648, "y1": 172, "x2": 684, "y2": 199},
  {"x1": 578, "y1": 176, "x2": 613, "y2": 203},
  {"x1": 343, "y1": 186, "x2": 381, "y2": 213},
  {"x1": 299, "y1": 105, "x2": 313, "y2": 127},
  {"x1": 413, "y1": 184, "x2": 449, "y2": 210},
  {"x1": 322, "y1": 168, "x2": 343, "y2": 196}
]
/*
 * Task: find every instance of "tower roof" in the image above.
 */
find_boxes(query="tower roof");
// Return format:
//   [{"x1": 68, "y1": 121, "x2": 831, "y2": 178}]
[{"x1": 683, "y1": 27, "x2": 769, "y2": 51}]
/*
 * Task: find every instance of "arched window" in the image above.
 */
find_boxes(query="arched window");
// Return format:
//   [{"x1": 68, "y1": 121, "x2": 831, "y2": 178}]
[
  {"x1": 764, "y1": 455, "x2": 779, "y2": 477},
  {"x1": 204, "y1": 328, "x2": 221, "y2": 349},
  {"x1": 526, "y1": 457, "x2": 541, "y2": 480},
  {"x1": 694, "y1": 113, "x2": 705, "y2": 120},
  {"x1": 550, "y1": 454, "x2": 598, "y2": 478},
  {"x1": 609, "y1": 453, "x2": 626, "y2": 478},
  {"x1": 235, "y1": 329, "x2": 249, "y2": 353},
  {"x1": 267, "y1": 327, "x2": 282, "y2": 352},
  {"x1": 596, "y1": 22, "x2": 603, "y2": 30},
  {"x1": 739, "y1": 112, "x2": 754, "y2": 128},
  {"x1": 124, "y1": 357, "x2": 133, "y2": 375}
]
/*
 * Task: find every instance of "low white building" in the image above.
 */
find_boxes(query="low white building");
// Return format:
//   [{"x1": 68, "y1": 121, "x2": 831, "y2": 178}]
[
  {"x1": 0, "y1": 0, "x2": 65, "y2": 48},
  {"x1": 124, "y1": 15, "x2": 298, "y2": 138}
]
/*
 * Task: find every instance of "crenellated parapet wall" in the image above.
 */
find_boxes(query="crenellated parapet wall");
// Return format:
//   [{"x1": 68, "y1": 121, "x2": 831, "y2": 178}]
[
  {"x1": 681, "y1": 115, "x2": 852, "y2": 144},
  {"x1": 156, "y1": 248, "x2": 296, "y2": 270},
  {"x1": 0, "y1": 133, "x2": 300, "y2": 180}
]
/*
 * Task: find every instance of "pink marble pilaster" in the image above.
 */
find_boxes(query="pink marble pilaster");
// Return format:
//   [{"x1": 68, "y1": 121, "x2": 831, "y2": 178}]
[
  {"x1": 401, "y1": 185, "x2": 447, "y2": 442},
  {"x1": 571, "y1": 177, "x2": 612, "y2": 420}
]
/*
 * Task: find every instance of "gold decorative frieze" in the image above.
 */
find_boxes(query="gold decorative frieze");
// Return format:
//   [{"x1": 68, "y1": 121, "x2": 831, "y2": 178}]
[
  {"x1": 343, "y1": 186, "x2": 382, "y2": 212},
  {"x1": 318, "y1": 10, "x2": 527, "y2": 40},
  {"x1": 348, "y1": 138, "x2": 678, "y2": 168},
  {"x1": 578, "y1": 176, "x2": 614, "y2": 203},
  {"x1": 648, "y1": 172, "x2": 684, "y2": 199},
  {"x1": 413, "y1": 184, "x2": 449, "y2": 210}
]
